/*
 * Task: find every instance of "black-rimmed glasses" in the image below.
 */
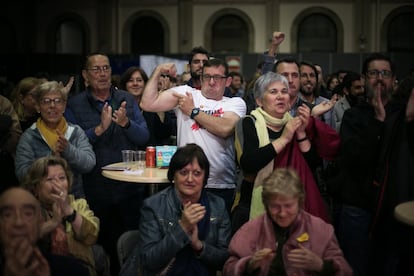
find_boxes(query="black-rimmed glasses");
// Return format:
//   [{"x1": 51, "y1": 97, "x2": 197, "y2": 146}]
[
  {"x1": 366, "y1": 70, "x2": 392, "y2": 79},
  {"x1": 202, "y1": 74, "x2": 227, "y2": 82},
  {"x1": 40, "y1": 98, "x2": 65, "y2": 106},
  {"x1": 87, "y1": 65, "x2": 111, "y2": 74}
]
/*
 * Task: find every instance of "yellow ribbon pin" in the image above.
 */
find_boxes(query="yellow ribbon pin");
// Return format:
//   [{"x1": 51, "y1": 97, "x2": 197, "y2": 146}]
[{"x1": 296, "y1": 232, "x2": 309, "y2": 242}]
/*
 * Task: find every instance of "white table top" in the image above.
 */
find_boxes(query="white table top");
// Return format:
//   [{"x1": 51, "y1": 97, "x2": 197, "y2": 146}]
[
  {"x1": 101, "y1": 162, "x2": 169, "y2": 184},
  {"x1": 394, "y1": 201, "x2": 414, "y2": 227}
]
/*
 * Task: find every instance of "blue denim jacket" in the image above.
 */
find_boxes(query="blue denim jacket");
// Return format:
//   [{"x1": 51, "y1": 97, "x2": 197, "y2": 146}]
[{"x1": 120, "y1": 186, "x2": 231, "y2": 276}]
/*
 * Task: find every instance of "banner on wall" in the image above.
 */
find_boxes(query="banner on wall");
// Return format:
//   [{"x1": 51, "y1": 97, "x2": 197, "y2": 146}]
[
  {"x1": 225, "y1": 56, "x2": 241, "y2": 72},
  {"x1": 140, "y1": 55, "x2": 188, "y2": 77}
]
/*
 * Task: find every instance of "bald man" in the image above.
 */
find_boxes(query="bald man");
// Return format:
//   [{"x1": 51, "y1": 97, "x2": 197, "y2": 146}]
[{"x1": 0, "y1": 187, "x2": 88, "y2": 276}]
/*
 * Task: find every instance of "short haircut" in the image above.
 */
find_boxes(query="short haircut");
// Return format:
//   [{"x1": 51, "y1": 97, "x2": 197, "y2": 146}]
[
  {"x1": 342, "y1": 71, "x2": 362, "y2": 90},
  {"x1": 300, "y1": 60, "x2": 319, "y2": 83},
  {"x1": 83, "y1": 52, "x2": 110, "y2": 69},
  {"x1": 362, "y1": 53, "x2": 395, "y2": 76},
  {"x1": 33, "y1": 81, "x2": 68, "y2": 102},
  {"x1": 188, "y1": 46, "x2": 210, "y2": 64},
  {"x1": 262, "y1": 168, "x2": 305, "y2": 207},
  {"x1": 202, "y1": 58, "x2": 229, "y2": 77},
  {"x1": 253, "y1": 72, "x2": 289, "y2": 100},
  {"x1": 228, "y1": 71, "x2": 244, "y2": 83},
  {"x1": 23, "y1": 156, "x2": 74, "y2": 195},
  {"x1": 167, "y1": 143, "x2": 210, "y2": 186},
  {"x1": 273, "y1": 57, "x2": 300, "y2": 73}
]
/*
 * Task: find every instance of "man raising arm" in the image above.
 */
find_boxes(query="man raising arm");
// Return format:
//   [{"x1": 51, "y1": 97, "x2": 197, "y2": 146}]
[{"x1": 141, "y1": 58, "x2": 247, "y2": 212}]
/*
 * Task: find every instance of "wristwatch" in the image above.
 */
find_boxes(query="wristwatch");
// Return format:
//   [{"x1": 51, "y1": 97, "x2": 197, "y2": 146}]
[
  {"x1": 190, "y1": 108, "x2": 200, "y2": 119},
  {"x1": 64, "y1": 209, "x2": 77, "y2": 223}
]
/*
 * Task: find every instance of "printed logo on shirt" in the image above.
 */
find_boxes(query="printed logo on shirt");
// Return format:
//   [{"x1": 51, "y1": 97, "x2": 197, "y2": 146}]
[{"x1": 191, "y1": 108, "x2": 224, "y2": 131}]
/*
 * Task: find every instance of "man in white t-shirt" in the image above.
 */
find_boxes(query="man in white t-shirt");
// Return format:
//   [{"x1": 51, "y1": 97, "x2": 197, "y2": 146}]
[{"x1": 141, "y1": 58, "x2": 246, "y2": 211}]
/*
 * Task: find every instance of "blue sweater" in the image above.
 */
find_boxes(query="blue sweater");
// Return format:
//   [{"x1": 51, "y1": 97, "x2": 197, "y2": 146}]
[{"x1": 65, "y1": 87, "x2": 149, "y2": 199}]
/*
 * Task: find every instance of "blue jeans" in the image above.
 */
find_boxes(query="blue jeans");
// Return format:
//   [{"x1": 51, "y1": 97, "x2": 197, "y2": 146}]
[{"x1": 338, "y1": 204, "x2": 372, "y2": 276}]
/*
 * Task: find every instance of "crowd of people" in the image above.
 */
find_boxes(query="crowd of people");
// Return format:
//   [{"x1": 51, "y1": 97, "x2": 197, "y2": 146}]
[{"x1": 0, "y1": 31, "x2": 413, "y2": 276}]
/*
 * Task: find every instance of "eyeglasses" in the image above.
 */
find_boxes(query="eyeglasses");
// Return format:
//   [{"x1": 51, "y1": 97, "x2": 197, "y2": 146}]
[
  {"x1": 366, "y1": 70, "x2": 392, "y2": 79},
  {"x1": 87, "y1": 65, "x2": 111, "y2": 74},
  {"x1": 40, "y1": 98, "x2": 65, "y2": 106},
  {"x1": 192, "y1": 59, "x2": 208, "y2": 65},
  {"x1": 202, "y1": 74, "x2": 227, "y2": 82}
]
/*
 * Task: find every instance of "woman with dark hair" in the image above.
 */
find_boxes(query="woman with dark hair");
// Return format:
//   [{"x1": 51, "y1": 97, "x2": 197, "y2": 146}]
[
  {"x1": 326, "y1": 74, "x2": 340, "y2": 97},
  {"x1": 119, "y1": 66, "x2": 176, "y2": 146},
  {"x1": 119, "y1": 67, "x2": 148, "y2": 104},
  {"x1": 120, "y1": 143, "x2": 231, "y2": 276}
]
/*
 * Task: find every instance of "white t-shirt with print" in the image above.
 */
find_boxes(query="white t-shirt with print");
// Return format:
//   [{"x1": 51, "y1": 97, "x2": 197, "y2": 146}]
[{"x1": 172, "y1": 85, "x2": 246, "y2": 189}]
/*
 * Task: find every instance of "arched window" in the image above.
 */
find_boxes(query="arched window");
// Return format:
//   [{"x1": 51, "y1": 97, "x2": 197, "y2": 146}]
[
  {"x1": 297, "y1": 13, "x2": 337, "y2": 52},
  {"x1": 56, "y1": 20, "x2": 85, "y2": 54},
  {"x1": 211, "y1": 15, "x2": 248, "y2": 53},
  {"x1": 387, "y1": 12, "x2": 414, "y2": 52},
  {"x1": 131, "y1": 16, "x2": 164, "y2": 54}
]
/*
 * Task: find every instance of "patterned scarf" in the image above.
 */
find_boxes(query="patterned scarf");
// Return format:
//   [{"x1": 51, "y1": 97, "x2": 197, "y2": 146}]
[
  {"x1": 36, "y1": 117, "x2": 68, "y2": 150},
  {"x1": 51, "y1": 223, "x2": 70, "y2": 256},
  {"x1": 250, "y1": 107, "x2": 292, "y2": 147}
]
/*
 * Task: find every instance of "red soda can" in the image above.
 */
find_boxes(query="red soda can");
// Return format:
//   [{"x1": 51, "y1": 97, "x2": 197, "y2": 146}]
[{"x1": 146, "y1": 146, "x2": 156, "y2": 167}]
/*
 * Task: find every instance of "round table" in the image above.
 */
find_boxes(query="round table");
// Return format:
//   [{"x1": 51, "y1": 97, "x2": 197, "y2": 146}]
[
  {"x1": 102, "y1": 162, "x2": 170, "y2": 194},
  {"x1": 394, "y1": 201, "x2": 414, "y2": 227}
]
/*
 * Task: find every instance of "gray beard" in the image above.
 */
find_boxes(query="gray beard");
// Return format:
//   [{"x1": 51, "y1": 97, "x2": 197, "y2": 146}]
[{"x1": 365, "y1": 85, "x2": 392, "y2": 103}]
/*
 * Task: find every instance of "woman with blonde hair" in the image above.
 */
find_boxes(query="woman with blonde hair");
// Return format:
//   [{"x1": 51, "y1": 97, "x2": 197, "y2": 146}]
[
  {"x1": 224, "y1": 168, "x2": 352, "y2": 276},
  {"x1": 23, "y1": 156, "x2": 99, "y2": 275},
  {"x1": 11, "y1": 76, "x2": 44, "y2": 130},
  {"x1": 15, "y1": 81, "x2": 95, "y2": 198}
]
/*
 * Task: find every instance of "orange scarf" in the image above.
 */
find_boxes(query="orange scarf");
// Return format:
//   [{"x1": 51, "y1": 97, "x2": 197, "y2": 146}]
[{"x1": 36, "y1": 117, "x2": 68, "y2": 150}]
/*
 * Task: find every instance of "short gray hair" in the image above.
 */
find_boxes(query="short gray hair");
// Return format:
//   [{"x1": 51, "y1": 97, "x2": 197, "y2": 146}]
[
  {"x1": 253, "y1": 72, "x2": 289, "y2": 101},
  {"x1": 262, "y1": 168, "x2": 305, "y2": 207},
  {"x1": 33, "y1": 81, "x2": 67, "y2": 103}
]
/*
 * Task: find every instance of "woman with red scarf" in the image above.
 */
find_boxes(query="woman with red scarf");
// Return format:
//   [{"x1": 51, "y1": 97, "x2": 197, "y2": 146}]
[{"x1": 232, "y1": 72, "x2": 340, "y2": 233}]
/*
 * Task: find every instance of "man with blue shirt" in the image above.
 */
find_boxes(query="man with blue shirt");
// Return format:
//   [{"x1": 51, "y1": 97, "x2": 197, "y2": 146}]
[{"x1": 65, "y1": 53, "x2": 149, "y2": 275}]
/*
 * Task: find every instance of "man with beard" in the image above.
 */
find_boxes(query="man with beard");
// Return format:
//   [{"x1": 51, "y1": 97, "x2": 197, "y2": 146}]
[
  {"x1": 299, "y1": 61, "x2": 334, "y2": 125},
  {"x1": 331, "y1": 72, "x2": 365, "y2": 132},
  {"x1": 228, "y1": 71, "x2": 244, "y2": 97},
  {"x1": 186, "y1": 46, "x2": 210, "y2": 90},
  {"x1": 330, "y1": 53, "x2": 414, "y2": 276},
  {"x1": 261, "y1": 32, "x2": 336, "y2": 118},
  {"x1": 186, "y1": 46, "x2": 232, "y2": 97}
]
